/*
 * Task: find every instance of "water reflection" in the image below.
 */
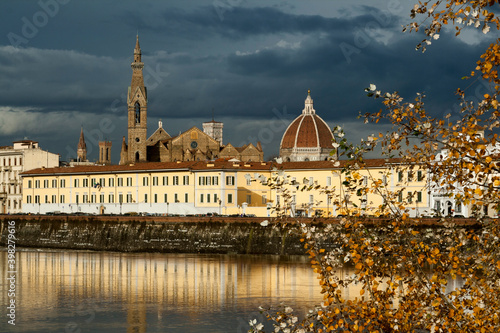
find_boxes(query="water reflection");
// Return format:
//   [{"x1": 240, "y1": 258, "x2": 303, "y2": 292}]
[
  {"x1": 0, "y1": 250, "x2": 329, "y2": 333},
  {"x1": 0, "y1": 250, "x2": 466, "y2": 332}
]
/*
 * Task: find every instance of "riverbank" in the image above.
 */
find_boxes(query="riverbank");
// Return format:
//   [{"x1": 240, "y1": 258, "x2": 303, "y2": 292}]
[
  {"x1": 0, "y1": 215, "x2": 308, "y2": 255},
  {"x1": 0, "y1": 215, "x2": 479, "y2": 255}
]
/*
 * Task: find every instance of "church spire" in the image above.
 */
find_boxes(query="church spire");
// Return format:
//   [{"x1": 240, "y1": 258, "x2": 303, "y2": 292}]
[
  {"x1": 134, "y1": 34, "x2": 141, "y2": 63},
  {"x1": 77, "y1": 127, "x2": 87, "y2": 162},
  {"x1": 126, "y1": 35, "x2": 148, "y2": 164}
]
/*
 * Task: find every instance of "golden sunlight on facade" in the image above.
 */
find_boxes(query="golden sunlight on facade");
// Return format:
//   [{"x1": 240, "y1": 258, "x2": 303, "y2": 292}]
[{"x1": 21, "y1": 159, "x2": 430, "y2": 217}]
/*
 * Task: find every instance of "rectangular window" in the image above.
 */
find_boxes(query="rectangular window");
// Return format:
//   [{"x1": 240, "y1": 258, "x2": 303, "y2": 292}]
[
  {"x1": 44, "y1": 180, "x2": 49, "y2": 188},
  {"x1": 109, "y1": 178, "x2": 115, "y2": 187},
  {"x1": 91, "y1": 194, "x2": 96, "y2": 203},
  {"x1": 35, "y1": 195, "x2": 40, "y2": 204},
  {"x1": 407, "y1": 191, "x2": 413, "y2": 203},
  {"x1": 109, "y1": 193, "x2": 115, "y2": 203},
  {"x1": 83, "y1": 179, "x2": 89, "y2": 187},
  {"x1": 75, "y1": 194, "x2": 79, "y2": 204},
  {"x1": 143, "y1": 176, "x2": 148, "y2": 186},
  {"x1": 309, "y1": 195, "x2": 314, "y2": 203},
  {"x1": 74, "y1": 179, "x2": 79, "y2": 188},
  {"x1": 100, "y1": 194, "x2": 105, "y2": 203},
  {"x1": 163, "y1": 176, "x2": 168, "y2": 186},
  {"x1": 35, "y1": 180, "x2": 40, "y2": 188},
  {"x1": 183, "y1": 175, "x2": 189, "y2": 185},
  {"x1": 127, "y1": 177, "x2": 132, "y2": 186},
  {"x1": 246, "y1": 194, "x2": 251, "y2": 204},
  {"x1": 83, "y1": 194, "x2": 88, "y2": 203},
  {"x1": 91, "y1": 178, "x2": 97, "y2": 187},
  {"x1": 153, "y1": 176, "x2": 158, "y2": 186},
  {"x1": 214, "y1": 193, "x2": 218, "y2": 203},
  {"x1": 455, "y1": 202, "x2": 462, "y2": 213},
  {"x1": 200, "y1": 194, "x2": 204, "y2": 203},
  {"x1": 363, "y1": 176, "x2": 368, "y2": 186},
  {"x1": 173, "y1": 176, "x2": 179, "y2": 185},
  {"x1": 417, "y1": 170, "x2": 424, "y2": 182},
  {"x1": 212, "y1": 176, "x2": 218, "y2": 185},
  {"x1": 118, "y1": 194, "x2": 123, "y2": 204},
  {"x1": 246, "y1": 178, "x2": 251, "y2": 186},
  {"x1": 117, "y1": 178, "x2": 123, "y2": 187},
  {"x1": 144, "y1": 194, "x2": 148, "y2": 203},
  {"x1": 199, "y1": 177, "x2": 203, "y2": 186},
  {"x1": 28, "y1": 180, "x2": 32, "y2": 188},
  {"x1": 154, "y1": 194, "x2": 158, "y2": 203},
  {"x1": 174, "y1": 193, "x2": 179, "y2": 202},
  {"x1": 309, "y1": 177, "x2": 314, "y2": 184},
  {"x1": 417, "y1": 191, "x2": 422, "y2": 203},
  {"x1": 27, "y1": 195, "x2": 32, "y2": 204},
  {"x1": 207, "y1": 194, "x2": 211, "y2": 203},
  {"x1": 227, "y1": 193, "x2": 233, "y2": 204},
  {"x1": 60, "y1": 179, "x2": 65, "y2": 188},
  {"x1": 398, "y1": 171, "x2": 403, "y2": 182},
  {"x1": 226, "y1": 176, "x2": 235, "y2": 186},
  {"x1": 185, "y1": 193, "x2": 188, "y2": 203},
  {"x1": 52, "y1": 195, "x2": 56, "y2": 203},
  {"x1": 398, "y1": 192, "x2": 403, "y2": 203},
  {"x1": 262, "y1": 195, "x2": 267, "y2": 205},
  {"x1": 407, "y1": 172, "x2": 413, "y2": 182},
  {"x1": 126, "y1": 194, "x2": 132, "y2": 203},
  {"x1": 382, "y1": 175, "x2": 388, "y2": 186},
  {"x1": 52, "y1": 179, "x2": 57, "y2": 188},
  {"x1": 164, "y1": 194, "x2": 168, "y2": 203},
  {"x1": 326, "y1": 177, "x2": 332, "y2": 186}
]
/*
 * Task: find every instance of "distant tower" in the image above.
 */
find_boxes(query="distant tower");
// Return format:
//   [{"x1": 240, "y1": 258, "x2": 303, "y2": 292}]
[
  {"x1": 99, "y1": 141, "x2": 112, "y2": 165},
  {"x1": 77, "y1": 127, "x2": 87, "y2": 162},
  {"x1": 203, "y1": 111, "x2": 223, "y2": 146},
  {"x1": 127, "y1": 34, "x2": 148, "y2": 163}
]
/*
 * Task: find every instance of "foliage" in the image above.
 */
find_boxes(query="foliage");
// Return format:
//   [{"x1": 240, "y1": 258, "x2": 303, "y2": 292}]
[{"x1": 249, "y1": 1, "x2": 500, "y2": 332}]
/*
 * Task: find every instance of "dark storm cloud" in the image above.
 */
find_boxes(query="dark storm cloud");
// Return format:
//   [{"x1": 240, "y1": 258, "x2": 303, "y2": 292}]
[
  {"x1": 134, "y1": 5, "x2": 402, "y2": 40},
  {"x1": 0, "y1": 0, "x2": 494, "y2": 162}
]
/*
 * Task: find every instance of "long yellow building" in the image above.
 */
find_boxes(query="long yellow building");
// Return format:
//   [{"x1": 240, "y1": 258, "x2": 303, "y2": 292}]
[{"x1": 21, "y1": 159, "x2": 430, "y2": 217}]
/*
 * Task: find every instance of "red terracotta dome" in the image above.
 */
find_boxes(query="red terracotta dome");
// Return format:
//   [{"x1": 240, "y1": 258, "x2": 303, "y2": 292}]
[
  {"x1": 281, "y1": 113, "x2": 334, "y2": 149},
  {"x1": 279, "y1": 91, "x2": 334, "y2": 161}
]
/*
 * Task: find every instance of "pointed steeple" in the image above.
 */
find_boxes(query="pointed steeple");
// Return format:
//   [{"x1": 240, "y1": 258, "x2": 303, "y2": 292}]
[
  {"x1": 134, "y1": 34, "x2": 141, "y2": 63},
  {"x1": 130, "y1": 34, "x2": 145, "y2": 100},
  {"x1": 302, "y1": 89, "x2": 315, "y2": 115},
  {"x1": 77, "y1": 127, "x2": 87, "y2": 162}
]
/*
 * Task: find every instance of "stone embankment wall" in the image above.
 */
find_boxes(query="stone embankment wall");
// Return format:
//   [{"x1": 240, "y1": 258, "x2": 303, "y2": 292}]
[
  {"x1": 0, "y1": 215, "x2": 479, "y2": 255},
  {"x1": 0, "y1": 215, "x2": 312, "y2": 255}
]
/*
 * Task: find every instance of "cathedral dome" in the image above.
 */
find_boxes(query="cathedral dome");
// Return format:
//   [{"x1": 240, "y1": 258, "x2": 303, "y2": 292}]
[{"x1": 279, "y1": 90, "x2": 335, "y2": 162}]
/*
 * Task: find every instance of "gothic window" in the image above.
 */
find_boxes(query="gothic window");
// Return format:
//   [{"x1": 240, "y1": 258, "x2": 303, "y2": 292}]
[{"x1": 135, "y1": 102, "x2": 140, "y2": 124}]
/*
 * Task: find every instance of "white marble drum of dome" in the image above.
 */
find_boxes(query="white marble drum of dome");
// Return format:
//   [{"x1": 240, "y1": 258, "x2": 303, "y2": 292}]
[{"x1": 279, "y1": 90, "x2": 335, "y2": 162}]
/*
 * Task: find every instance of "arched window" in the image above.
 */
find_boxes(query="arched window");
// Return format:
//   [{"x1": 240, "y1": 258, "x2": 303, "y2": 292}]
[
  {"x1": 135, "y1": 102, "x2": 140, "y2": 124},
  {"x1": 135, "y1": 152, "x2": 140, "y2": 161}
]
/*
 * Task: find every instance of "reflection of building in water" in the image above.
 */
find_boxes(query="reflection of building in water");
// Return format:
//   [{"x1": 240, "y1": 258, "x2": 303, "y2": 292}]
[
  {"x1": 0, "y1": 251, "x2": 466, "y2": 332},
  {"x1": 4, "y1": 251, "x2": 324, "y2": 331}
]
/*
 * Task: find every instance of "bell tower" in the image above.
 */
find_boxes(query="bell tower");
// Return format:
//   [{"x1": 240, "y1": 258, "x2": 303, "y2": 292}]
[{"x1": 127, "y1": 34, "x2": 148, "y2": 163}]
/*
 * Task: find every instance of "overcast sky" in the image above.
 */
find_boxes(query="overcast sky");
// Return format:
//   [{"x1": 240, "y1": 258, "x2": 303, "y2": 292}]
[{"x1": 0, "y1": 0, "x2": 495, "y2": 163}]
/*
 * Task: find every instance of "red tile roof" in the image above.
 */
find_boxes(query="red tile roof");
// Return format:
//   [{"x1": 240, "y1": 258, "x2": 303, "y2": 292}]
[
  {"x1": 20, "y1": 158, "x2": 404, "y2": 176},
  {"x1": 281, "y1": 114, "x2": 334, "y2": 149}
]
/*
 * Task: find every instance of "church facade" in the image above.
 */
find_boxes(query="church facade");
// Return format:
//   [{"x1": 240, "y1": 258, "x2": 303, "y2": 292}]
[{"x1": 119, "y1": 36, "x2": 263, "y2": 165}]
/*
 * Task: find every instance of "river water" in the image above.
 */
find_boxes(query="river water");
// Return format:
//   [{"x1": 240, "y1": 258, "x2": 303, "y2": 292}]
[{"x1": 1, "y1": 249, "x2": 345, "y2": 333}]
